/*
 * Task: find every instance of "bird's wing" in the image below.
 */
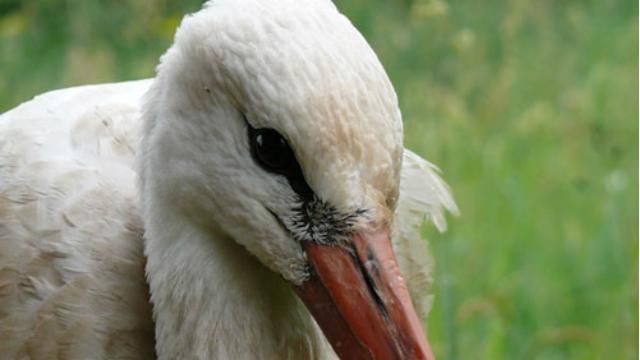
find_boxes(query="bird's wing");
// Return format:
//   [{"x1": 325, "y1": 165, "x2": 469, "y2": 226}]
[
  {"x1": 0, "y1": 80, "x2": 157, "y2": 359},
  {"x1": 393, "y1": 149, "x2": 458, "y2": 319}
]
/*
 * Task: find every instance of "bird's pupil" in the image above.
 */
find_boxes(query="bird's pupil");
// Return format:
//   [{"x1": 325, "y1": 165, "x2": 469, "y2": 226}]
[{"x1": 252, "y1": 129, "x2": 294, "y2": 172}]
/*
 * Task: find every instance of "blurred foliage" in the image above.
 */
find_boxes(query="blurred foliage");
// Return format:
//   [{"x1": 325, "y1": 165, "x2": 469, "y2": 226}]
[{"x1": 0, "y1": 0, "x2": 637, "y2": 359}]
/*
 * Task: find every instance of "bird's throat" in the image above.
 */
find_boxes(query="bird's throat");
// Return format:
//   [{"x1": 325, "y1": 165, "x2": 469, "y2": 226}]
[{"x1": 143, "y1": 213, "x2": 334, "y2": 359}]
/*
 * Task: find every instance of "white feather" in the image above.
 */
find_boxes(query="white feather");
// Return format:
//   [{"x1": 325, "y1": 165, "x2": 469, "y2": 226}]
[{"x1": 393, "y1": 149, "x2": 459, "y2": 318}]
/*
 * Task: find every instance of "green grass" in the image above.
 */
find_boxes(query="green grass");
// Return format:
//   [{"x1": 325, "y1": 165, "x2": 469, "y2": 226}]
[{"x1": 1, "y1": 0, "x2": 637, "y2": 358}]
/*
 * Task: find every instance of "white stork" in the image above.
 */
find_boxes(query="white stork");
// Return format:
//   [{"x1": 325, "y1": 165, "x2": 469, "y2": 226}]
[{"x1": 0, "y1": 0, "x2": 457, "y2": 358}]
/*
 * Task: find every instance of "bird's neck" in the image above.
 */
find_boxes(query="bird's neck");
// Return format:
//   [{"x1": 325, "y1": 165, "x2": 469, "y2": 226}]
[{"x1": 143, "y1": 207, "x2": 333, "y2": 359}]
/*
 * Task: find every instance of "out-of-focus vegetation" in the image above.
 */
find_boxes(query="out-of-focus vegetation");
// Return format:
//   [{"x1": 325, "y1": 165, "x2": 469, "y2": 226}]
[{"x1": 1, "y1": 0, "x2": 637, "y2": 359}]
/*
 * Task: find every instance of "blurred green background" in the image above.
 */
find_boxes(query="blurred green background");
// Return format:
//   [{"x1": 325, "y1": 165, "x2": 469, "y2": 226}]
[{"x1": 0, "y1": 0, "x2": 637, "y2": 358}]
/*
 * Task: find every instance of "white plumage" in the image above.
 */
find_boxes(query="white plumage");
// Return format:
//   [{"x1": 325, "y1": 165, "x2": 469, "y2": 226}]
[{"x1": 0, "y1": 0, "x2": 457, "y2": 359}]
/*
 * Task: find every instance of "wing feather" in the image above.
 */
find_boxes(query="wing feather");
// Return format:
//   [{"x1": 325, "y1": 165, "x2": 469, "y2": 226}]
[{"x1": 0, "y1": 81, "x2": 156, "y2": 359}]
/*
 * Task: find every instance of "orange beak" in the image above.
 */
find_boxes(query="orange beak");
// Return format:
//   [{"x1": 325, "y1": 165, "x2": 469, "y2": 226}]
[{"x1": 295, "y1": 227, "x2": 435, "y2": 359}]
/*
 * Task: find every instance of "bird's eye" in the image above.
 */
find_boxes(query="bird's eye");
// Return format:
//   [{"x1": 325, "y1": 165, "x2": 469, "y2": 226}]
[
  {"x1": 250, "y1": 128, "x2": 295, "y2": 173},
  {"x1": 244, "y1": 115, "x2": 314, "y2": 200}
]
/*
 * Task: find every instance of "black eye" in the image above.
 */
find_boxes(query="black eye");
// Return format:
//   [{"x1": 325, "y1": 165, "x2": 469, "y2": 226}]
[
  {"x1": 244, "y1": 115, "x2": 314, "y2": 201},
  {"x1": 250, "y1": 128, "x2": 295, "y2": 173}
]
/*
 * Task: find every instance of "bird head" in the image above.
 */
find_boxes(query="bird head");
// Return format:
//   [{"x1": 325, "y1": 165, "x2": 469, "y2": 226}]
[{"x1": 140, "y1": 0, "x2": 434, "y2": 358}]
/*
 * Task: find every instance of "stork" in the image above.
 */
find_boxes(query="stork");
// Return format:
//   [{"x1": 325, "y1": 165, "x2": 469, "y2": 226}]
[{"x1": 0, "y1": 0, "x2": 457, "y2": 358}]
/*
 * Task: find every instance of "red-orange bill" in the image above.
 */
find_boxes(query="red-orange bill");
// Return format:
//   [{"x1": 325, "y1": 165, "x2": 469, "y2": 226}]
[{"x1": 295, "y1": 228, "x2": 435, "y2": 359}]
